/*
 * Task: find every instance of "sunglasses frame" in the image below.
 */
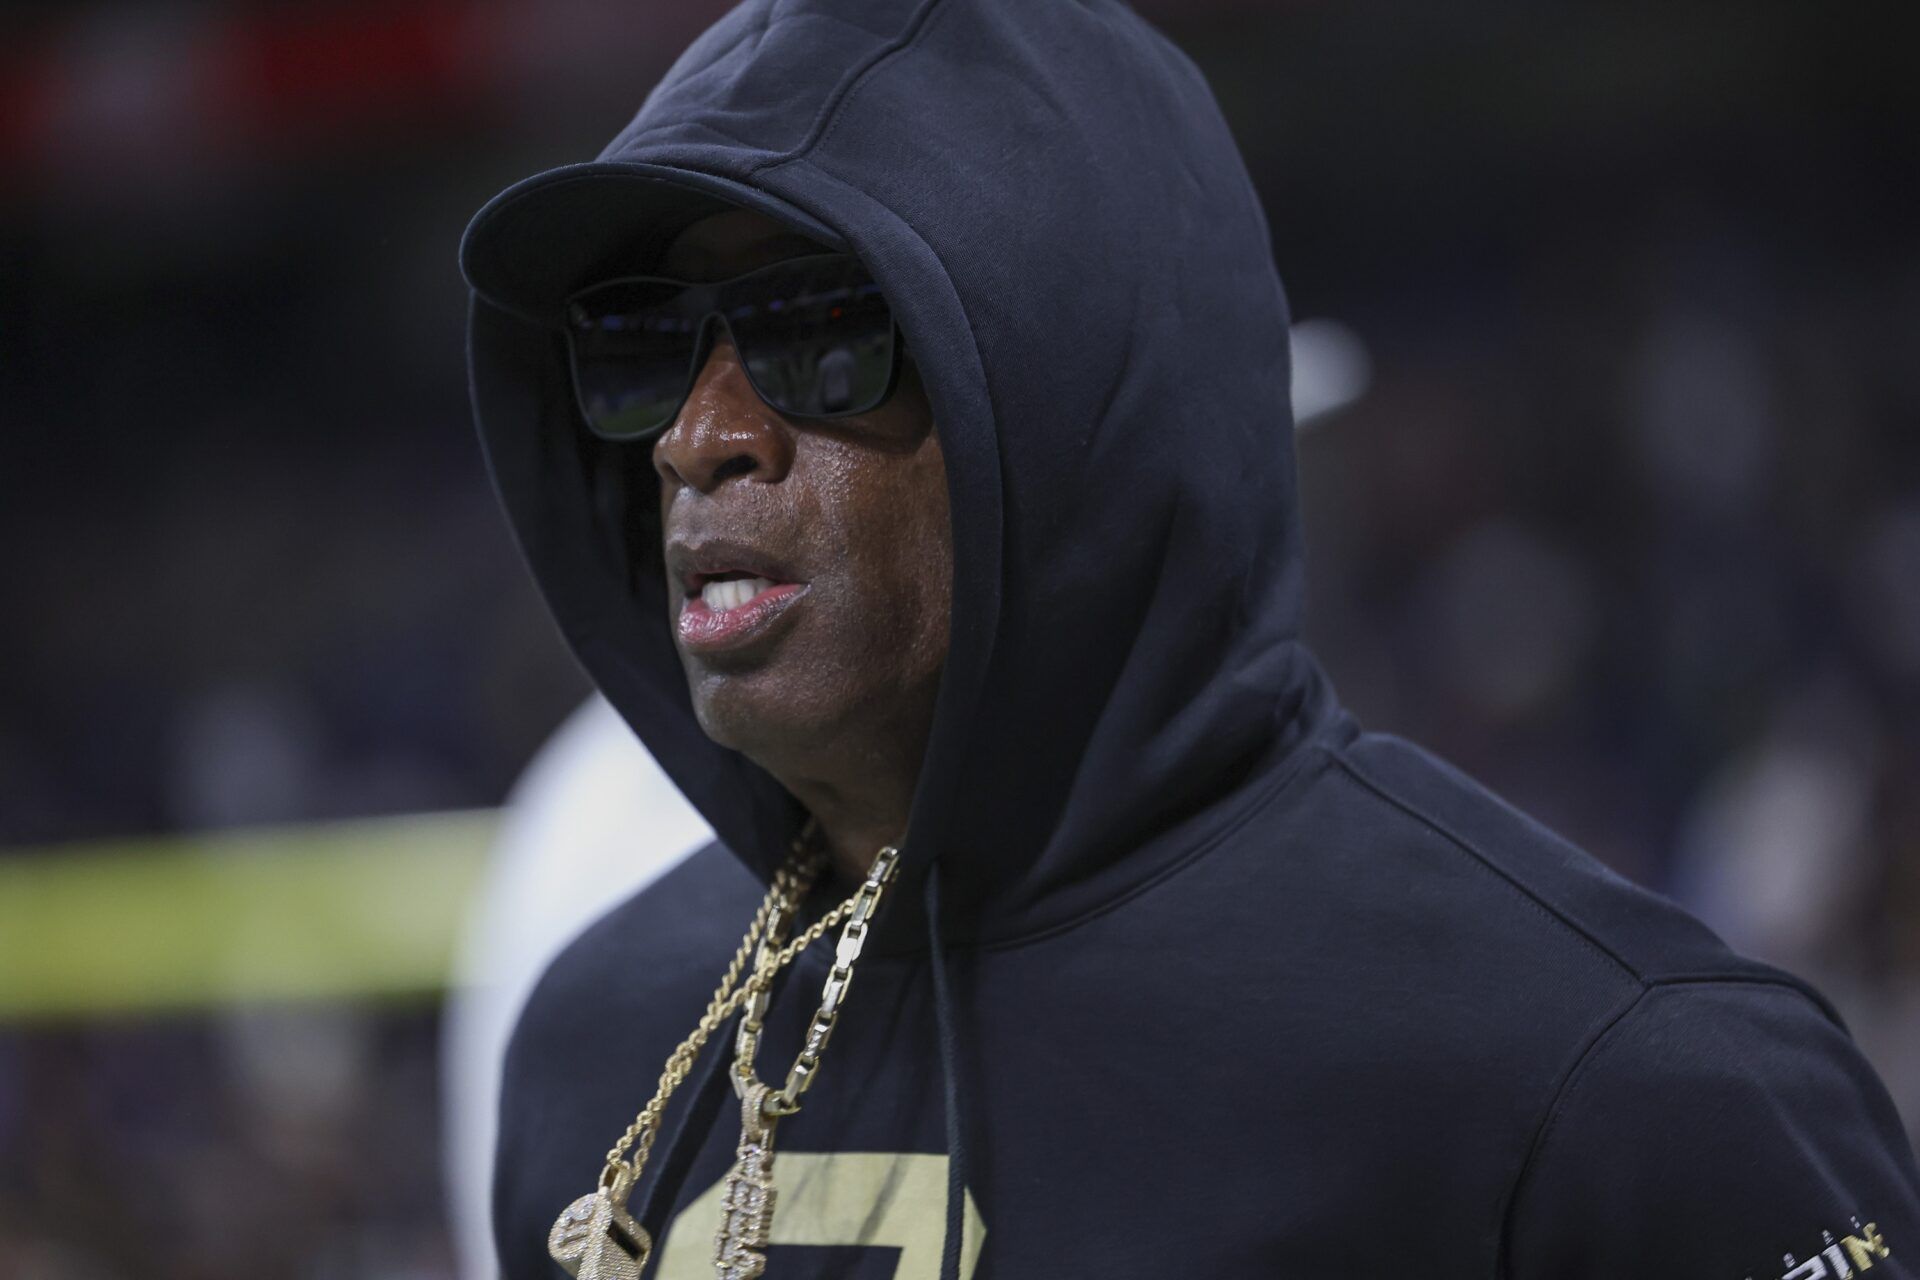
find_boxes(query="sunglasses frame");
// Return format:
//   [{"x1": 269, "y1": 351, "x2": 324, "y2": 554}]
[{"x1": 562, "y1": 251, "x2": 905, "y2": 444}]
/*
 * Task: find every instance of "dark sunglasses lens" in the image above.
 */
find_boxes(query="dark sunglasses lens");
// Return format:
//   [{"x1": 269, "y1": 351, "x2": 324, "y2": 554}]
[
  {"x1": 566, "y1": 279, "x2": 700, "y2": 440},
  {"x1": 726, "y1": 257, "x2": 896, "y2": 418}
]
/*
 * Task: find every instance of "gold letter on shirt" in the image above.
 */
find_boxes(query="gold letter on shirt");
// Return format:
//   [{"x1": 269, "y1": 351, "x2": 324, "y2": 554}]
[{"x1": 658, "y1": 1151, "x2": 985, "y2": 1280}]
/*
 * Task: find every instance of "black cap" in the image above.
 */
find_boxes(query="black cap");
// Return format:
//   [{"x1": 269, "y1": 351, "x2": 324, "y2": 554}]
[{"x1": 459, "y1": 160, "x2": 850, "y2": 322}]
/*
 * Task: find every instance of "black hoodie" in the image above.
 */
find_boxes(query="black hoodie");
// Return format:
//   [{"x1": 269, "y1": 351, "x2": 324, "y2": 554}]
[{"x1": 459, "y1": 1, "x2": 1920, "y2": 1277}]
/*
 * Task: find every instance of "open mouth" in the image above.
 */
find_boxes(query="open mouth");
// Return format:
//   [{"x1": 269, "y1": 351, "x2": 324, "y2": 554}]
[
  {"x1": 678, "y1": 569, "x2": 807, "y2": 652},
  {"x1": 690, "y1": 571, "x2": 783, "y2": 612}
]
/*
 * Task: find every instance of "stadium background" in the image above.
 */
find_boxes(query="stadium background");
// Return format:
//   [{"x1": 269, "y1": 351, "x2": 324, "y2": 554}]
[{"x1": 3, "y1": 0, "x2": 1917, "y2": 1275}]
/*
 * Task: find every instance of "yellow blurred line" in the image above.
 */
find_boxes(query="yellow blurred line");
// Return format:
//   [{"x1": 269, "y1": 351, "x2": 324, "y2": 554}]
[{"x1": 0, "y1": 810, "x2": 499, "y2": 1021}]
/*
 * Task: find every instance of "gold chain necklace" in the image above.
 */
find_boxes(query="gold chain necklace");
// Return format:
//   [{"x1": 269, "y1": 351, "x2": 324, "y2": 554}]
[
  {"x1": 717, "y1": 844, "x2": 899, "y2": 1279},
  {"x1": 546, "y1": 834, "x2": 900, "y2": 1280}
]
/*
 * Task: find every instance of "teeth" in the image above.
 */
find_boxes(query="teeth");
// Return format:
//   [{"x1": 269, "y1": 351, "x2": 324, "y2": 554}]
[{"x1": 701, "y1": 576, "x2": 775, "y2": 612}]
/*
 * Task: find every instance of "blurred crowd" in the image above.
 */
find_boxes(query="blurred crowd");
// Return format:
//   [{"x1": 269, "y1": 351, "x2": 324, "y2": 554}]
[{"x1": 2, "y1": 0, "x2": 1914, "y2": 1275}]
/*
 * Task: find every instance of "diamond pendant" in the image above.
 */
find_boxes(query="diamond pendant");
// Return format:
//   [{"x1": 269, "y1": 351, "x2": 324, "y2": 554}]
[
  {"x1": 714, "y1": 1083, "x2": 780, "y2": 1280},
  {"x1": 550, "y1": 1164, "x2": 652, "y2": 1280}
]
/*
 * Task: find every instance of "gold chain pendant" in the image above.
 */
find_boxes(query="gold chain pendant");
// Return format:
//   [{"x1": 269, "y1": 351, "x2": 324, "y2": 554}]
[
  {"x1": 549, "y1": 838, "x2": 897, "y2": 1280},
  {"x1": 714, "y1": 1082, "x2": 781, "y2": 1280},
  {"x1": 549, "y1": 1164, "x2": 653, "y2": 1280}
]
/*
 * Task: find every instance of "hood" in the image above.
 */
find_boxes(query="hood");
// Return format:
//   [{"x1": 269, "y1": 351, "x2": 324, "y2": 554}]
[{"x1": 461, "y1": 0, "x2": 1338, "y2": 952}]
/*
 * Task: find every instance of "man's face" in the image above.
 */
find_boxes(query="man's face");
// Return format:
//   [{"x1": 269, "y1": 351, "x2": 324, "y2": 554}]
[{"x1": 651, "y1": 209, "x2": 952, "y2": 777}]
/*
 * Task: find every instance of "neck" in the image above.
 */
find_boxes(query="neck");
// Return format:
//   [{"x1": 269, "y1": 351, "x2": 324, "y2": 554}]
[
  {"x1": 764, "y1": 753, "x2": 916, "y2": 887},
  {"x1": 809, "y1": 803, "x2": 904, "y2": 887},
  {"x1": 742, "y1": 699, "x2": 935, "y2": 890}
]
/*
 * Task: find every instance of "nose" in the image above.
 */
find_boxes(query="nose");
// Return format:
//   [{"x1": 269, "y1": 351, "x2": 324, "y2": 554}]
[{"x1": 652, "y1": 327, "x2": 795, "y2": 494}]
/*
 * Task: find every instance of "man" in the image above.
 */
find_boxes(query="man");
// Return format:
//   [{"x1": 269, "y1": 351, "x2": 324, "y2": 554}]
[{"x1": 459, "y1": 1, "x2": 1920, "y2": 1277}]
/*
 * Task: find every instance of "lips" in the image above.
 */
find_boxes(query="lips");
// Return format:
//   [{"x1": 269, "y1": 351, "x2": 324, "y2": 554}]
[
  {"x1": 667, "y1": 539, "x2": 809, "y2": 654},
  {"x1": 678, "y1": 575, "x2": 807, "y2": 651}
]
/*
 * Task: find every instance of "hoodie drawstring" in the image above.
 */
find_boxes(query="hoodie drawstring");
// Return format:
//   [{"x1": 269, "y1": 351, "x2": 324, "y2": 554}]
[{"x1": 924, "y1": 859, "x2": 968, "y2": 1280}]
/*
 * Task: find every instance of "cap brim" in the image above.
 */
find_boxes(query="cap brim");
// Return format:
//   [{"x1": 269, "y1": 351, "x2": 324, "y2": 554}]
[{"x1": 459, "y1": 161, "x2": 850, "y2": 322}]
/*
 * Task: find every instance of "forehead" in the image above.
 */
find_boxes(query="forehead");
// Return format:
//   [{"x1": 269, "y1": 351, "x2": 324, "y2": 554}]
[{"x1": 658, "y1": 208, "x2": 829, "y2": 282}]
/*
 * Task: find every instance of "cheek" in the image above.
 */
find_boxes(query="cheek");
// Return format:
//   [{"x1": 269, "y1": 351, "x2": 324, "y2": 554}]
[
  {"x1": 813, "y1": 441, "x2": 952, "y2": 667},
  {"x1": 879, "y1": 451, "x2": 954, "y2": 674}
]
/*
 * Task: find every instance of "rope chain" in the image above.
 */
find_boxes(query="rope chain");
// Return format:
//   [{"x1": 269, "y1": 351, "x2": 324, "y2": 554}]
[{"x1": 596, "y1": 841, "x2": 876, "y2": 1187}]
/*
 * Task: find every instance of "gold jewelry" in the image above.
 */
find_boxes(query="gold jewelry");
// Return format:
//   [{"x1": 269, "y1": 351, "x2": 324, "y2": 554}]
[
  {"x1": 714, "y1": 1081, "x2": 779, "y2": 1280},
  {"x1": 548, "y1": 851, "x2": 811, "y2": 1280},
  {"x1": 546, "y1": 834, "x2": 899, "y2": 1280},
  {"x1": 716, "y1": 846, "x2": 900, "y2": 1279}
]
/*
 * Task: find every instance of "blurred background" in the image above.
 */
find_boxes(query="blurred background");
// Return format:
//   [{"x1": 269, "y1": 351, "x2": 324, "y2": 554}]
[{"x1": 3, "y1": 0, "x2": 1917, "y2": 1275}]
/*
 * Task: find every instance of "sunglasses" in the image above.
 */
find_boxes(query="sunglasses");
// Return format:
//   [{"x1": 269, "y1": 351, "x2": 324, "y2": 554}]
[{"x1": 563, "y1": 252, "x2": 903, "y2": 443}]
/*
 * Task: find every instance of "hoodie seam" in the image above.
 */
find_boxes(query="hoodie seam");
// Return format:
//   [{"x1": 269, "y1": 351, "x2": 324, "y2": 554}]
[
  {"x1": 1327, "y1": 747, "x2": 1643, "y2": 985},
  {"x1": 746, "y1": 0, "x2": 953, "y2": 175},
  {"x1": 621, "y1": 0, "x2": 939, "y2": 164},
  {"x1": 1648, "y1": 968, "x2": 1846, "y2": 1025},
  {"x1": 1493, "y1": 982, "x2": 1650, "y2": 1280},
  {"x1": 1493, "y1": 976, "x2": 1833, "y2": 1279}
]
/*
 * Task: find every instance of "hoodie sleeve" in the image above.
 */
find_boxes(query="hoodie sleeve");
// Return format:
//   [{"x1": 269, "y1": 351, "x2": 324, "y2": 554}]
[{"x1": 1506, "y1": 980, "x2": 1920, "y2": 1280}]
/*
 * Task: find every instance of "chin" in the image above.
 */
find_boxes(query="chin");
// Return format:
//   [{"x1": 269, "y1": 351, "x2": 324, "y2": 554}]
[{"x1": 686, "y1": 665, "x2": 839, "y2": 759}]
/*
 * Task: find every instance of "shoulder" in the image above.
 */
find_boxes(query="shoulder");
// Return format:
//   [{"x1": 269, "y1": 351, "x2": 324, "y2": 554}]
[
  {"x1": 1296, "y1": 732, "x2": 1920, "y2": 1272},
  {"x1": 1319, "y1": 729, "x2": 1818, "y2": 997},
  {"x1": 1506, "y1": 979, "x2": 1920, "y2": 1278}
]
